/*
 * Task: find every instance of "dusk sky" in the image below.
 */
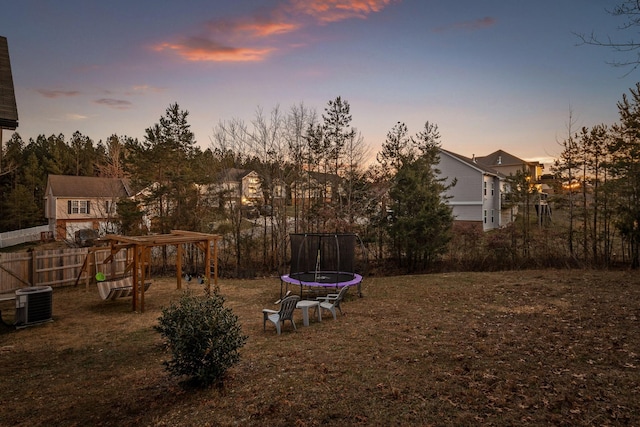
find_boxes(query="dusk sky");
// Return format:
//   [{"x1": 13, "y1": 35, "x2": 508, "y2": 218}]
[{"x1": 0, "y1": 1, "x2": 636, "y2": 166}]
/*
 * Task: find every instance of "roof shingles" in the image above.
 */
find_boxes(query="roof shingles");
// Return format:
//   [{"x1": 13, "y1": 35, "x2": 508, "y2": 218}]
[
  {"x1": 0, "y1": 36, "x2": 18, "y2": 130},
  {"x1": 48, "y1": 175, "x2": 131, "y2": 198}
]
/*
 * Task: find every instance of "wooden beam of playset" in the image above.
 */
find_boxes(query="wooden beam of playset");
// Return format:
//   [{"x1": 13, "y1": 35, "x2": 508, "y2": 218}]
[{"x1": 100, "y1": 231, "x2": 221, "y2": 312}]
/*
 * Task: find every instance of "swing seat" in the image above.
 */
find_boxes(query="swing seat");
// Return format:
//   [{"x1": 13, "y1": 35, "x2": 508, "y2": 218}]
[{"x1": 97, "y1": 276, "x2": 151, "y2": 301}]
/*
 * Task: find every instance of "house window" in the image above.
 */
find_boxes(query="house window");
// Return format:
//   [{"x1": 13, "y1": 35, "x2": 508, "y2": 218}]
[
  {"x1": 491, "y1": 209, "x2": 495, "y2": 223},
  {"x1": 483, "y1": 181, "x2": 487, "y2": 196},
  {"x1": 491, "y1": 182, "x2": 495, "y2": 196},
  {"x1": 483, "y1": 209, "x2": 487, "y2": 224},
  {"x1": 105, "y1": 200, "x2": 116, "y2": 214},
  {"x1": 68, "y1": 200, "x2": 90, "y2": 214}
]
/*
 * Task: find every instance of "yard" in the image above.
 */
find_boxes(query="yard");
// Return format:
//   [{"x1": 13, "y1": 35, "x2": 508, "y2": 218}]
[{"x1": 1, "y1": 270, "x2": 639, "y2": 426}]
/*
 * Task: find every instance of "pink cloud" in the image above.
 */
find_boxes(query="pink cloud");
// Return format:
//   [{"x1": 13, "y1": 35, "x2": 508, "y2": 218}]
[
  {"x1": 154, "y1": 0, "x2": 398, "y2": 63},
  {"x1": 127, "y1": 85, "x2": 165, "y2": 95},
  {"x1": 289, "y1": 0, "x2": 398, "y2": 23},
  {"x1": 37, "y1": 89, "x2": 81, "y2": 98},
  {"x1": 155, "y1": 38, "x2": 274, "y2": 62},
  {"x1": 95, "y1": 98, "x2": 132, "y2": 110},
  {"x1": 203, "y1": 15, "x2": 301, "y2": 39},
  {"x1": 244, "y1": 21, "x2": 300, "y2": 37}
]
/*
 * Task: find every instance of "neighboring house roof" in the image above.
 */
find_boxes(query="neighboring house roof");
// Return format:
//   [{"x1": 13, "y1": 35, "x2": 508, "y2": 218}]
[
  {"x1": 217, "y1": 168, "x2": 255, "y2": 182},
  {"x1": 308, "y1": 170, "x2": 341, "y2": 182},
  {"x1": 291, "y1": 170, "x2": 342, "y2": 187},
  {"x1": 439, "y1": 148, "x2": 504, "y2": 178},
  {"x1": 47, "y1": 175, "x2": 132, "y2": 198},
  {"x1": 0, "y1": 36, "x2": 18, "y2": 130},
  {"x1": 475, "y1": 149, "x2": 532, "y2": 168}
]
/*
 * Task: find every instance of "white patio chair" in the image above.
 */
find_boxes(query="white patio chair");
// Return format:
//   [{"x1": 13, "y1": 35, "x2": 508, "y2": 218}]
[
  {"x1": 316, "y1": 285, "x2": 349, "y2": 320},
  {"x1": 262, "y1": 295, "x2": 300, "y2": 335}
]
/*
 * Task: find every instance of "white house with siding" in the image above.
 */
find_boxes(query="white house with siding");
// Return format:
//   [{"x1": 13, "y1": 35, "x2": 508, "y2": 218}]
[
  {"x1": 44, "y1": 175, "x2": 132, "y2": 241},
  {"x1": 214, "y1": 168, "x2": 263, "y2": 206},
  {"x1": 437, "y1": 149, "x2": 506, "y2": 231}
]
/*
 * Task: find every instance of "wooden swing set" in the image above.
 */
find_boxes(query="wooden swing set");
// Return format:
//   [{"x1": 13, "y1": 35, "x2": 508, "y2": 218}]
[{"x1": 79, "y1": 230, "x2": 221, "y2": 312}]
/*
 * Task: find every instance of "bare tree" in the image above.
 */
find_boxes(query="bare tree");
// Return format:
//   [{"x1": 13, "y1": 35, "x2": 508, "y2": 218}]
[
  {"x1": 305, "y1": 96, "x2": 358, "y2": 232},
  {"x1": 210, "y1": 118, "x2": 252, "y2": 275},
  {"x1": 553, "y1": 109, "x2": 580, "y2": 258},
  {"x1": 285, "y1": 103, "x2": 317, "y2": 232},
  {"x1": 576, "y1": 1, "x2": 640, "y2": 74},
  {"x1": 248, "y1": 105, "x2": 289, "y2": 271},
  {"x1": 97, "y1": 134, "x2": 129, "y2": 178},
  {"x1": 342, "y1": 130, "x2": 371, "y2": 231}
]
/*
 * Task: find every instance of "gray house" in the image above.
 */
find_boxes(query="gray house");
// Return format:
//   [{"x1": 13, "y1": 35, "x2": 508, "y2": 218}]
[{"x1": 438, "y1": 149, "x2": 506, "y2": 231}]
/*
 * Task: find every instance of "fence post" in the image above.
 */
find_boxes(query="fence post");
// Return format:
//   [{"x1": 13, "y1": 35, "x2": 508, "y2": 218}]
[{"x1": 28, "y1": 248, "x2": 35, "y2": 286}]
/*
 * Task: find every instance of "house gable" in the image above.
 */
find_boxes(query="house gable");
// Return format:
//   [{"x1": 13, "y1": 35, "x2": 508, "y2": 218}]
[
  {"x1": 437, "y1": 149, "x2": 504, "y2": 231},
  {"x1": 475, "y1": 149, "x2": 522, "y2": 168},
  {"x1": 475, "y1": 149, "x2": 544, "y2": 181}
]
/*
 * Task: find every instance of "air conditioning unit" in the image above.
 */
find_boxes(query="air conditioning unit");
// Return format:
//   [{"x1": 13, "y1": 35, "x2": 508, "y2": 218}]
[{"x1": 15, "y1": 286, "x2": 53, "y2": 328}]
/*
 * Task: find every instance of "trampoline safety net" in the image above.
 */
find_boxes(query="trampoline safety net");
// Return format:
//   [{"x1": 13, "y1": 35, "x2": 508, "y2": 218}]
[{"x1": 289, "y1": 233, "x2": 356, "y2": 276}]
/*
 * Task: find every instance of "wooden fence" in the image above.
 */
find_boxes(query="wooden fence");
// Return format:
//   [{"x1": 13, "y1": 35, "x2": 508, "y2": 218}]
[{"x1": 0, "y1": 248, "x2": 128, "y2": 293}]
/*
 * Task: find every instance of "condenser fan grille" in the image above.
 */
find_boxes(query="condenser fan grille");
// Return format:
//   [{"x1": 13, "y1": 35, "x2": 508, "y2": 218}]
[{"x1": 15, "y1": 286, "x2": 53, "y2": 328}]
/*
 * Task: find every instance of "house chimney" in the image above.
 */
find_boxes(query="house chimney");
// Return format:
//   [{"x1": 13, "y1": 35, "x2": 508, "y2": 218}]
[{"x1": 472, "y1": 154, "x2": 476, "y2": 163}]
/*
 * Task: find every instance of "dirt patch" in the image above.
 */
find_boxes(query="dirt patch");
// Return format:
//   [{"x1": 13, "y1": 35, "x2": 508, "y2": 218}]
[{"x1": 1, "y1": 270, "x2": 639, "y2": 426}]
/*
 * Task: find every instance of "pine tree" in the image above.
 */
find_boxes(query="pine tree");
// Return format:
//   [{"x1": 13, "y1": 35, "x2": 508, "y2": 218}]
[
  {"x1": 609, "y1": 83, "x2": 640, "y2": 267},
  {"x1": 128, "y1": 103, "x2": 202, "y2": 234},
  {"x1": 386, "y1": 122, "x2": 454, "y2": 271}
]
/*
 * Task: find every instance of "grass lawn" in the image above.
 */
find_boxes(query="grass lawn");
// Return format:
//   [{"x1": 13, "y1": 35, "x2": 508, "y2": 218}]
[{"x1": 1, "y1": 270, "x2": 639, "y2": 426}]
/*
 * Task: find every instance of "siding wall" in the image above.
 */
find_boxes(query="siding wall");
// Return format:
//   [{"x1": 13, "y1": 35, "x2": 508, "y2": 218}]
[{"x1": 438, "y1": 152, "x2": 483, "y2": 223}]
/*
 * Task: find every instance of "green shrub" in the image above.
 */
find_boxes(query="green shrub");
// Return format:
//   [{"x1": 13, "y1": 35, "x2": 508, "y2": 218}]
[{"x1": 155, "y1": 291, "x2": 247, "y2": 387}]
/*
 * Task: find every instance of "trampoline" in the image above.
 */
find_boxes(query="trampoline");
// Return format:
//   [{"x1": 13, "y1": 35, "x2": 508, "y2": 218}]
[{"x1": 280, "y1": 233, "x2": 364, "y2": 297}]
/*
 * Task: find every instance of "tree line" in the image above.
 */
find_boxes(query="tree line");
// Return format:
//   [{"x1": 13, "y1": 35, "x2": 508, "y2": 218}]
[
  {"x1": 0, "y1": 98, "x2": 453, "y2": 275},
  {"x1": 3, "y1": 86, "x2": 640, "y2": 273},
  {"x1": 553, "y1": 83, "x2": 640, "y2": 268}
]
